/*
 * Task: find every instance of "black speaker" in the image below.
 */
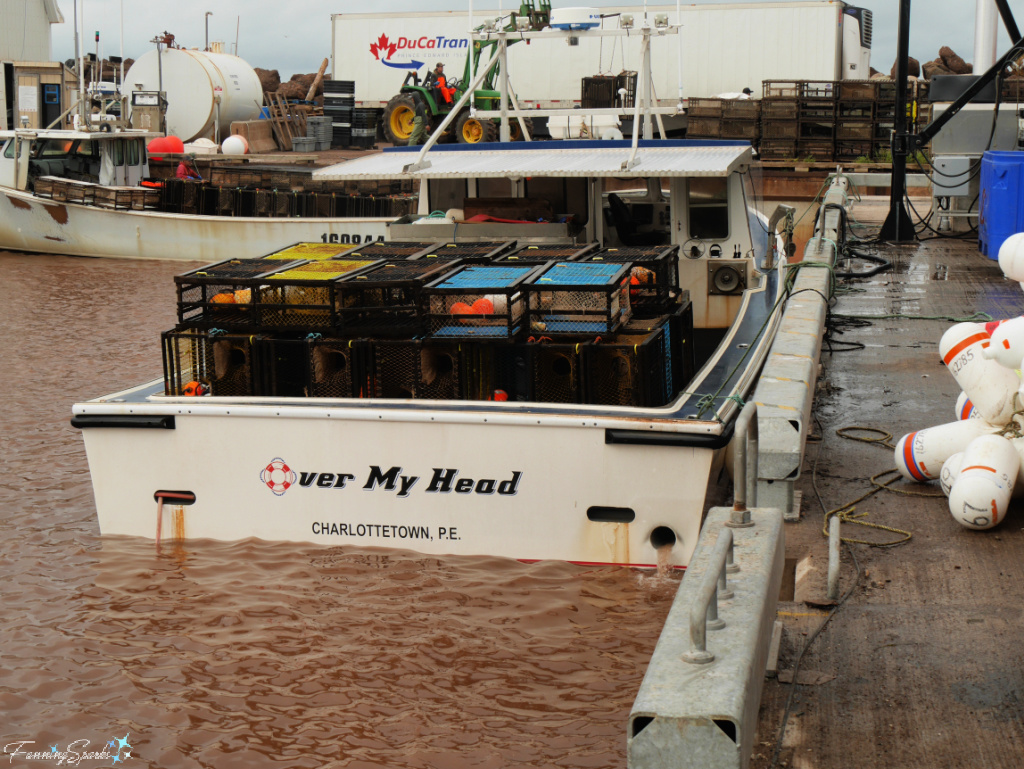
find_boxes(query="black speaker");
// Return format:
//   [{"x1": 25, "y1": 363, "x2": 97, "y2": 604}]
[{"x1": 708, "y1": 261, "x2": 747, "y2": 295}]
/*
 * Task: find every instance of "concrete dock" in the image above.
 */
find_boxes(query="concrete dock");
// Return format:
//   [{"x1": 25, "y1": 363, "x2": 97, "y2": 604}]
[{"x1": 751, "y1": 197, "x2": 1024, "y2": 769}]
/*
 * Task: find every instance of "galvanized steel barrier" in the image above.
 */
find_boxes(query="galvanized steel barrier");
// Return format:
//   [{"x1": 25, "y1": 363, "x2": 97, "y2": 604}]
[
  {"x1": 629, "y1": 403, "x2": 785, "y2": 769},
  {"x1": 752, "y1": 184, "x2": 844, "y2": 519}
]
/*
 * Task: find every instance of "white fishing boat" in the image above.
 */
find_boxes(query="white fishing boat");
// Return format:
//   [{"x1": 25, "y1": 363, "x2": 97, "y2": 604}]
[
  {"x1": 72, "y1": 137, "x2": 793, "y2": 568},
  {"x1": 0, "y1": 128, "x2": 396, "y2": 260}
]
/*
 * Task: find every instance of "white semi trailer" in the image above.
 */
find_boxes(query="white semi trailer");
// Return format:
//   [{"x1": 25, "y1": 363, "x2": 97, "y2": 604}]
[{"x1": 331, "y1": 2, "x2": 873, "y2": 108}]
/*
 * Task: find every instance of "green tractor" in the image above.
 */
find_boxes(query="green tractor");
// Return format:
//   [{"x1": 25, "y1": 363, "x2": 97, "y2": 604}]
[{"x1": 382, "y1": 1, "x2": 551, "y2": 145}]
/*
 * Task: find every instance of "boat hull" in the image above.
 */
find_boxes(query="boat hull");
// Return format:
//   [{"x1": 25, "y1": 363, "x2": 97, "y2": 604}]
[
  {"x1": 0, "y1": 186, "x2": 389, "y2": 261},
  {"x1": 76, "y1": 395, "x2": 721, "y2": 567}
]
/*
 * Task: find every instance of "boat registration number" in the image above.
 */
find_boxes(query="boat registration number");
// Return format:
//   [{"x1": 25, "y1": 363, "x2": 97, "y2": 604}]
[{"x1": 321, "y1": 233, "x2": 386, "y2": 245}]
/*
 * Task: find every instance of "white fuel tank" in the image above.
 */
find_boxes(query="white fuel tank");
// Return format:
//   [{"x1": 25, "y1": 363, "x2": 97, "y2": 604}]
[{"x1": 125, "y1": 48, "x2": 263, "y2": 142}]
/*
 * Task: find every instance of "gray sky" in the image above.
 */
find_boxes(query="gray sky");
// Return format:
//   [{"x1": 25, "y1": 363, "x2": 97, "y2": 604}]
[{"x1": 51, "y1": 1, "x2": 1010, "y2": 81}]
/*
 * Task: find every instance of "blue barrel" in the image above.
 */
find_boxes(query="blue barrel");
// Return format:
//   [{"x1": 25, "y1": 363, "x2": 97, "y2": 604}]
[{"x1": 980, "y1": 151, "x2": 1024, "y2": 259}]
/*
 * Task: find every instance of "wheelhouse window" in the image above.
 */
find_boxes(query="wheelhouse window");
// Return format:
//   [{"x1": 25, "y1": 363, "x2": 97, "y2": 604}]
[{"x1": 688, "y1": 177, "x2": 729, "y2": 240}]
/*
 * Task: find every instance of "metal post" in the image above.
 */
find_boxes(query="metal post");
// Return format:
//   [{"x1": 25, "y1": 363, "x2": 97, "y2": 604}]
[
  {"x1": 205, "y1": 11, "x2": 213, "y2": 52},
  {"x1": 827, "y1": 516, "x2": 841, "y2": 601},
  {"x1": 682, "y1": 528, "x2": 734, "y2": 664},
  {"x1": 729, "y1": 401, "x2": 758, "y2": 527},
  {"x1": 642, "y1": 26, "x2": 653, "y2": 140},
  {"x1": 499, "y1": 32, "x2": 509, "y2": 142},
  {"x1": 879, "y1": 0, "x2": 916, "y2": 243}
]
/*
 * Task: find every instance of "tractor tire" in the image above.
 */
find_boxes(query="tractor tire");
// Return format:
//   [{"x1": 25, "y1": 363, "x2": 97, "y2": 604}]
[
  {"x1": 455, "y1": 111, "x2": 498, "y2": 144},
  {"x1": 508, "y1": 116, "x2": 535, "y2": 142},
  {"x1": 383, "y1": 94, "x2": 426, "y2": 146}
]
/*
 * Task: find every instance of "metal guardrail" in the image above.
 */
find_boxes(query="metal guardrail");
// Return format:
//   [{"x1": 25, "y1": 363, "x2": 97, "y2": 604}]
[
  {"x1": 751, "y1": 182, "x2": 843, "y2": 519},
  {"x1": 628, "y1": 402, "x2": 785, "y2": 769}
]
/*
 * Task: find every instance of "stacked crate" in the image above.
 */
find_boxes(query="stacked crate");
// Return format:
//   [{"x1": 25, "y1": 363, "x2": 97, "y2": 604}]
[
  {"x1": 687, "y1": 98, "x2": 761, "y2": 145},
  {"x1": 685, "y1": 97, "x2": 724, "y2": 140},
  {"x1": 835, "y1": 80, "x2": 880, "y2": 161},
  {"x1": 323, "y1": 79, "x2": 355, "y2": 148}
]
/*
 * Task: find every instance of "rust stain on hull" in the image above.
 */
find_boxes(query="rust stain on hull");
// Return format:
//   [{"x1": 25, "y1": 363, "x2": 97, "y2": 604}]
[
  {"x1": 9, "y1": 197, "x2": 31, "y2": 211},
  {"x1": 44, "y1": 204, "x2": 69, "y2": 224}
]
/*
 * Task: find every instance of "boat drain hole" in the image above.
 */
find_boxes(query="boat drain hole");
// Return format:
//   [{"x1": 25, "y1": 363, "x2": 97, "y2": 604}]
[
  {"x1": 650, "y1": 526, "x2": 677, "y2": 549},
  {"x1": 587, "y1": 506, "x2": 636, "y2": 523}
]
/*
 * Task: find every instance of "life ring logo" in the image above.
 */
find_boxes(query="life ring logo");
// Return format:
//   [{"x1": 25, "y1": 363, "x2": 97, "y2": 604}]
[{"x1": 260, "y1": 458, "x2": 297, "y2": 496}]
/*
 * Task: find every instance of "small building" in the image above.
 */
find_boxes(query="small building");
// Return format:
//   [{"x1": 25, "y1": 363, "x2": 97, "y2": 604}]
[{"x1": 0, "y1": 0, "x2": 65, "y2": 129}]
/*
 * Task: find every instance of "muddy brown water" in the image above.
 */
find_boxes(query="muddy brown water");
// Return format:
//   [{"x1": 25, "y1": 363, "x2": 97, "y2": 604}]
[{"x1": 0, "y1": 251, "x2": 681, "y2": 768}]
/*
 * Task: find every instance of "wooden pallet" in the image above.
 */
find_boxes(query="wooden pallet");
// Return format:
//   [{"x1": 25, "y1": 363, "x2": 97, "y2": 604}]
[{"x1": 263, "y1": 93, "x2": 309, "y2": 152}]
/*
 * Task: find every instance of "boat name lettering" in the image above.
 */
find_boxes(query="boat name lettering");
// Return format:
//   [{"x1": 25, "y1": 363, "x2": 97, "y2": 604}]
[
  {"x1": 312, "y1": 522, "x2": 438, "y2": 539},
  {"x1": 320, "y1": 233, "x2": 386, "y2": 245},
  {"x1": 291, "y1": 466, "x2": 523, "y2": 498}
]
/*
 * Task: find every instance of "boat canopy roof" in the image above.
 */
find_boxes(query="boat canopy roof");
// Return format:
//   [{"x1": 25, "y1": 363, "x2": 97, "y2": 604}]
[
  {"x1": 314, "y1": 139, "x2": 752, "y2": 181},
  {"x1": 0, "y1": 128, "x2": 161, "y2": 142}
]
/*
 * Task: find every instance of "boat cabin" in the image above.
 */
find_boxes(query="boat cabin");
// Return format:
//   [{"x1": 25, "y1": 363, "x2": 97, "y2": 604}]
[{"x1": 0, "y1": 129, "x2": 153, "y2": 191}]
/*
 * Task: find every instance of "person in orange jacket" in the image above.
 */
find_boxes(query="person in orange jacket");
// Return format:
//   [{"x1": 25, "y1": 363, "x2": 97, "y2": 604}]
[{"x1": 424, "y1": 62, "x2": 454, "y2": 105}]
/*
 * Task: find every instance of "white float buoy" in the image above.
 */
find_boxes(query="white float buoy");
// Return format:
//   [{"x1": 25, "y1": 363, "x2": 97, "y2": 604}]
[
  {"x1": 948, "y1": 434, "x2": 1020, "y2": 529},
  {"x1": 939, "y1": 452, "x2": 965, "y2": 496},
  {"x1": 955, "y1": 391, "x2": 978, "y2": 420},
  {"x1": 982, "y1": 316, "x2": 1024, "y2": 370},
  {"x1": 939, "y1": 322, "x2": 1019, "y2": 424},
  {"x1": 998, "y1": 232, "x2": 1024, "y2": 282},
  {"x1": 222, "y1": 134, "x2": 249, "y2": 155},
  {"x1": 895, "y1": 418, "x2": 1000, "y2": 482}
]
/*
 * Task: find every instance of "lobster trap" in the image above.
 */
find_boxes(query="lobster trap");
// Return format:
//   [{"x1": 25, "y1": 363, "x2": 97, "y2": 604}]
[
  {"x1": 523, "y1": 261, "x2": 632, "y2": 335},
  {"x1": 585, "y1": 326, "x2": 672, "y2": 407},
  {"x1": 459, "y1": 341, "x2": 531, "y2": 401},
  {"x1": 578, "y1": 245, "x2": 680, "y2": 315},
  {"x1": 346, "y1": 240, "x2": 442, "y2": 260},
  {"x1": 423, "y1": 265, "x2": 533, "y2": 339},
  {"x1": 334, "y1": 260, "x2": 454, "y2": 337},
  {"x1": 175, "y1": 258, "x2": 302, "y2": 330},
  {"x1": 304, "y1": 337, "x2": 375, "y2": 398},
  {"x1": 414, "y1": 241, "x2": 517, "y2": 263},
  {"x1": 494, "y1": 243, "x2": 600, "y2": 265},
  {"x1": 162, "y1": 327, "x2": 268, "y2": 397},
  {"x1": 371, "y1": 340, "x2": 463, "y2": 400},
  {"x1": 524, "y1": 337, "x2": 587, "y2": 404},
  {"x1": 261, "y1": 242, "x2": 360, "y2": 261},
  {"x1": 256, "y1": 259, "x2": 381, "y2": 332}
]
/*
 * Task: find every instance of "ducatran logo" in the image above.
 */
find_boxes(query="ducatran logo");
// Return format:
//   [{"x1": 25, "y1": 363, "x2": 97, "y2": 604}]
[
  {"x1": 260, "y1": 458, "x2": 297, "y2": 496},
  {"x1": 369, "y1": 32, "x2": 468, "y2": 71}
]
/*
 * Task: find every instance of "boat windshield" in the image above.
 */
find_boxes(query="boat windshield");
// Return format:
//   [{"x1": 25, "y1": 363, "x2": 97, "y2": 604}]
[{"x1": 32, "y1": 139, "x2": 76, "y2": 159}]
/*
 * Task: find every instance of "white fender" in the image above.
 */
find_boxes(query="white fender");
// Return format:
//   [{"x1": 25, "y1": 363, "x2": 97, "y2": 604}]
[
  {"x1": 895, "y1": 418, "x2": 1000, "y2": 482},
  {"x1": 939, "y1": 452, "x2": 965, "y2": 497},
  {"x1": 939, "y1": 322, "x2": 1019, "y2": 424},
  {"x1": 955, "y1": 391, "x2": 978, "y2": 421},
  {"x1": 948, "y1": 435, "x2": 1020, "y2": 530},
  {"x1": 983, "y1": 316, "x2": 1024, "y2": 370},
  {"x1": 997, "y1": 232, "x2": 1024, "y2": 282}
]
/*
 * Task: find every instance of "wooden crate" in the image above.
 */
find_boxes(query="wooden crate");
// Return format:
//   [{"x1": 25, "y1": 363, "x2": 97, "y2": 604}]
[
  {"x1": 687, "y1": 117, "x2": 721, "y2": 137},
  {"x1": 762, "y1": 99, "x2": 799, "y2": 119},
  {"x1": 837, "y1": 121, "x2": 874, "y2": 140},
  {"x1": 838, "y1": 80, "x2": 878, "y2": 100},
  {"x1": 761, "y1": 120, "x2": 798, "y2": 139},
  {"x1": 722, "y1": 99, "x2": 761, "y2": 119},
  {"x1": 720, "y1": 119, "x2": 760, "y2": 140},
  {"x1": 758, "y1": 140, "x2": 797, "y2": 159}
]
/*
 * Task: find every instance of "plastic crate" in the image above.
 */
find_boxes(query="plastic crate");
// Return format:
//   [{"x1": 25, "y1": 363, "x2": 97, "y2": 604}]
[
  {"x1": 414, "y1": 241, "x2": 518, "y2": 263},
  {"x1": 761, "y1": 120, "x2": 799, "y2": 139},
  {"x1": 582, "y1": 76, "x2": 617, "y2": 109},
  {"x1": 162, "y1": 327, "x2": 268, "y2": 397},
  {"x1": 622, "y1": 293, "x2": 695, "y2": 400},
  {"x1": 722, "y1": 100, "x2": 761, "y2": 119},
  {"x1": 838, "y1": 81, "x2": 878, "y2": 100},
  {"x1": 424, "y1": 264, "x2": 534, "y2": 339},
  {"x1": 687, "y1": 117, "x2": 721, "y2": 137},
  {"x1": 763, "y1": 81, "x2": 801, "y2": 99},
  {"x1": 524, "y1": 261, "x2": 631, "y2": 335},
  {"x1": 762, "y1": 99, "x2": 799, "y2": 119},
  {"x1": 720, "y1": 119, "x2": 760, "y2": 140},
  {"x1": 372, "y1": 340, "x2": 462, "y2": 400},
  {"x1": 687, "y1": 97, "x2": 724, "y2": 117},
  {"x1": 335, "y1": 259, "x2": 455, "y2": 337},
  {"x1": 758, "y1": 140, "x2": 798, "y2": 159},
  {"x1": 494, "y1": 243, "x2": 600, "y2": 264},
  {"x1": 256, "y1": 258, "x2": 380, "y2": 332},
  {"x1": 577, "y1": 245, "x2": 679, "y2": 315},
  {"x1": 176, "y1": 258, "x2": 302, "y2": 330}
]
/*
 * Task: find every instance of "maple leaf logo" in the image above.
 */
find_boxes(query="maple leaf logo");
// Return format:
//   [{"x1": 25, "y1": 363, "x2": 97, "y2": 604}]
[{"x1": 370, "y1": 34, "x2": 397, "y2": 61}]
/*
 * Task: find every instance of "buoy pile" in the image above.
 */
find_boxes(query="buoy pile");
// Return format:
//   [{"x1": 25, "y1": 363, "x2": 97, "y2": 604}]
[{"x1": 895, "y1": 233, "x2": 1024, "y2": 530}]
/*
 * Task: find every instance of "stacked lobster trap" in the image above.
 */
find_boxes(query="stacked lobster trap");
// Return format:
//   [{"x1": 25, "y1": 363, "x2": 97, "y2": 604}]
[{"x1": 162, "y1": 239, "x2": 695, "y2": 407}]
